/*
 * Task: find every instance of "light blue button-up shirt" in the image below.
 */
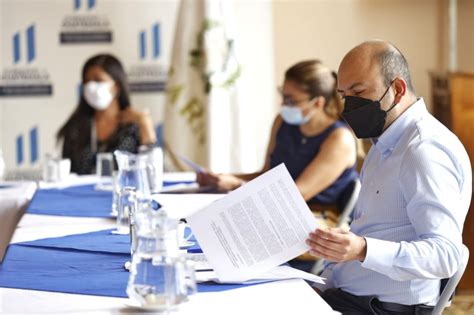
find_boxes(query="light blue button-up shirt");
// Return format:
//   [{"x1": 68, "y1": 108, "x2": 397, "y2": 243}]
[{"x1": 317, "y1": 98, "x2": 472, "y2": 305}]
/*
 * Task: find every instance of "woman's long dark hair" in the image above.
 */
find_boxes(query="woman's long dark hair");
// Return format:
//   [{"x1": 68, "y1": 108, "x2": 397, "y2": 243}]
[{"x1": 57, "y1": 53, "x2": 131, "y2": 148}]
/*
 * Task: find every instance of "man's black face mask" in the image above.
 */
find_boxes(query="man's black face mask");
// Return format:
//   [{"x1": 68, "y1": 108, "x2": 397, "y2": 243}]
[{"x1": 341, "y1": 82, "x2": 398, "y2": 139}]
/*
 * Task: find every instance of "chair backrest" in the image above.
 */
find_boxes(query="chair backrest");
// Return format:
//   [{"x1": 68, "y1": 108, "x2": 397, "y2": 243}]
[
  {"x1": 336, "y1": 178, "x2": 361, "y2": 226},
  {"x1": 431, "y1": 244, "x2": 470, "y2": 315},
  {"x1": 310, "y1": 178, "x2": 361, "y2": 275}
]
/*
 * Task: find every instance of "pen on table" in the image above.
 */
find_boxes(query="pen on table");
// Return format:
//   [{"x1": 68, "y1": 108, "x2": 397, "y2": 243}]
[
  {"x1": 177, "y1": 154, "x2": 205, "y2": 173},
  {"x1": 152, "y1": 200, "x2": 163, "y2": 211}
]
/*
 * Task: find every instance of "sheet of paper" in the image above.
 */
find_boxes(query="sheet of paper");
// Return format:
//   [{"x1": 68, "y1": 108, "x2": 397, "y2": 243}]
[
  {"x1": 162, "y1": 172, "x2": 197, "y2": 183},
  {"x1": 187, "y1": 163, "x2": 318, "y2": 282},
  {"x1": 195, "y1": 265, "x2": 325, "y2": 285},
  {"x1": 160, "y1": 182, "x2": 216, "y2": 194},
  {"x1": 186, "y1": 252, "x2": 213, "y2": 271},
  {"x1": 152, "y1": 193, "x2": 224, "y2": 219},
  {"x1": 38, "y1": 174, "x2": 100, "y2": 189},
  {"x1": 177, "y1": 154, "x2": 205, "y2": 173},
  {"x1": 160, "y1": 182, "x2": 200, "y2": 193}
]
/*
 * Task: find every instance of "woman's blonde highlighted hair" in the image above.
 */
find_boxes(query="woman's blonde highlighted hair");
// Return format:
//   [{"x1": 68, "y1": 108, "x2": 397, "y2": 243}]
[{"x1": 284, "y1": 60, "x2": 343, "y2": 119}]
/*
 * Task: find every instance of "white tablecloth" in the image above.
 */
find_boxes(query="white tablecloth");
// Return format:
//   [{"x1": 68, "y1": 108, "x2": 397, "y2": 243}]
[
  {"x1": 0, "y1": 181, "x2": 37, "y2": 261},
  {"x1": 1, "y1": 179, "x2": 339, "y2": 315}
]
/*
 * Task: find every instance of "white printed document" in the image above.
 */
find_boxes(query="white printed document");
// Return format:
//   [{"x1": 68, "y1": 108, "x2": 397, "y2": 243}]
[
  {"x1": 187, "y1": 164, "x2": 318, "y2": 282},
  {"x1": 195, "y1": 265, "x2": 325, "y2": 284}
]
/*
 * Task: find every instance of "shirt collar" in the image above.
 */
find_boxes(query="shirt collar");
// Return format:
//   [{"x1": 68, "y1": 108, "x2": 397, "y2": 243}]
[{"x1": 373, "y1": 98, "x2": 427, "y2": 157}]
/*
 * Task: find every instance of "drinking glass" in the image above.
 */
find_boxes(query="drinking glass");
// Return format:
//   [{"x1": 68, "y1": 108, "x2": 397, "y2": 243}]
[
  {"x1": 95, "y1": 152, "x2": 114, "y2": 191},
  {"x1": 114, "y1": 186, "x2": 137, "y2": 235}
]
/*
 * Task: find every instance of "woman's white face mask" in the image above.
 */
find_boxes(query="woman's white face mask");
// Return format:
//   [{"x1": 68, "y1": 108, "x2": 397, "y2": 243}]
[
  {"x1": 83, "y1": 81, "x2": 115, "y2": 111},
  {"x1": 279, "y1": 99, "x2": 315, "y2": 125}
]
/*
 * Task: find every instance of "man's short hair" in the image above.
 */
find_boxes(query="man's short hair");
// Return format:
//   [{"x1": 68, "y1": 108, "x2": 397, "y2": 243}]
[{"x1": 377, "y1": 45, "x2": 415, "y2": 93}]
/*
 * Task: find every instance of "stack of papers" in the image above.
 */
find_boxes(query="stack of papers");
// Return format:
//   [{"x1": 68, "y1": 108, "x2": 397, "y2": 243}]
[
  {"x1": 187, "y1": 164, "x2": 322, "y2": 284},
  {"x1": 196, "y1": 265, "x2": 324, "y2": 285}
]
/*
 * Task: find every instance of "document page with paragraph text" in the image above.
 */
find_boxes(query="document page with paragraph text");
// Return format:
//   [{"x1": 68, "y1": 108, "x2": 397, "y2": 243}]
[{"x1": 187, "y1": 163, "x2": 318, "y2": 282}]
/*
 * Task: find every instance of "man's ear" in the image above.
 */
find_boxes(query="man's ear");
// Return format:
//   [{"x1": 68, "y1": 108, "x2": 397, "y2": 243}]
[{"x1": 392, "y1": 77, "x2": 407, "y2": 104}]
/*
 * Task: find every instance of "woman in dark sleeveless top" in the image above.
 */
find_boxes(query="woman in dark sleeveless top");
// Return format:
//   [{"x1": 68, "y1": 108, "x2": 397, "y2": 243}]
[
  {"x1": 197, "y1": 60, "x2": 358, "y2": 211},
  {"x1": 270, "y1": 119, "x2": 357, "y2": 206},
  {"x1": 57, "y1": 54, "x2": 156, "y2": 174}
]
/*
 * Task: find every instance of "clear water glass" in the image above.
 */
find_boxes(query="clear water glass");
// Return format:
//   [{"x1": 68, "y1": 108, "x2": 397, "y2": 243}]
[
  {"x1": 127, "y1": 256, "x2": 196, "y2": 309},
  {"x1": 95, "y1": 152, "x2": 114, "y2": 191},
  {"x1": 130, "y1": 198, "x2": 153, "y2": 256},
  {"x1": 114, "y1": 150, "x2": 151, "y2": 198},
  {"x1": 114, "y1": 186, "x2": 137, "y2": 235},
  {"x1": 139, "y1": 146, "x2": 164, "y2": 194},
  {"x1": 111, "y1": 171, "x2": 119, "y2": 216},
  {"x1": 126, "y1": 208, "x2": 196, "y2": 310}
]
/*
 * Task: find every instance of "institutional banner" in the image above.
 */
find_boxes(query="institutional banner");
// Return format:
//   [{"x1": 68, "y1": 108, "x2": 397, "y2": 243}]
[{"x1": 0, "y1": 0, "x2": 178, "y2": 175}]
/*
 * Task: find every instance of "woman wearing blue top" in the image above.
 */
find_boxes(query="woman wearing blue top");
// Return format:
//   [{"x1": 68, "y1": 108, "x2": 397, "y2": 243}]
[{"x1": 198, "y1": 60, "x2": 358, "y2": 213}]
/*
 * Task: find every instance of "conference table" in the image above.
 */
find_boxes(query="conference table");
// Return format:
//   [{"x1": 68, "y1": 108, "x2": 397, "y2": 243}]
[{"x1": 0, "y1": 174, "x2": 338, "y2": 314}]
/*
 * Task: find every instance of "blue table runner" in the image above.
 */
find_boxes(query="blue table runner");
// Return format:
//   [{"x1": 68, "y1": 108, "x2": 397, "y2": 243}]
[
  {"x1": 27, "y1": 181, "x2": 194, "y2": 218},
  {"x1": 0, "y1": 244, "x2": 245, "y2": 297},
  {"x1": 27, "y1": 184, "x2": 113, "y2": 217},
  {"x1": 18, "y1": 228, "x2": 202, "y2": 254}
]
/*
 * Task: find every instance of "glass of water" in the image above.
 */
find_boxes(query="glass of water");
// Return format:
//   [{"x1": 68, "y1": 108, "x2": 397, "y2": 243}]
[
  {"x1": 95, "y1": 152, "x2": 114, "y2": 191},
  {"x1": 126, "y1": 206, "x2": 196, "y2": 310},
  {"x1": 113, "y1": 186, "x2": 137, "y2": 235}
]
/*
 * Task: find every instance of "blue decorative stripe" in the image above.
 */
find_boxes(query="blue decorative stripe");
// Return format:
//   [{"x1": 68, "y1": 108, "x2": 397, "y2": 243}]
[
  {"x1": 152, "y1": 23, "x2": 160, "y2": 58},
  {"x1": 77, "y1": 83, "x2": 83, "y2": 101},
  {"x1": 139, "y1": 31, "x2": 146, "y2": 59},
  {"x1": 16, "y1": 135, "x2": 24, "y2": 165},
  {"x1": 30, "y1": 127, "x2": 38, "y2": 164},
  {"x1": 74, "y1": 0, "x2": 81, "y2": 10},
  {"x1": 27, "y1": 25, "x2": 35, "y2": 63},
  {"x1": 13, "y1": 32, "x2": 20, "y2": 64},
  {"x1": 155, "y1": 123, "x2": 164, "y2": 147},
  {"x1": 88, "y1": 0, "x2": 95, "y2": 9}
]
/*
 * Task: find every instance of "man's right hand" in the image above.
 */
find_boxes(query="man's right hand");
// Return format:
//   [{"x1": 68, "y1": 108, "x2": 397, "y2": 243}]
[{"x1": 306, "y1": 227, "x2": 367, "y2": 263}]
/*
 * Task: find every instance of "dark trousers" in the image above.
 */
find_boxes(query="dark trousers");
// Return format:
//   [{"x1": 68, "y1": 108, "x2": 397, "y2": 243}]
[{"x1": 320, "y1": 288, "x2": 434, "y2": 315}]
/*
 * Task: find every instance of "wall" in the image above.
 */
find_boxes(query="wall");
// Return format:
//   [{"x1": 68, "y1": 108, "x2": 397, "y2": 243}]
[
  {"x1": 457, "y1": 0, "x2": 474, "y2": 72},
  {"x1": 272, "y1": 0, "x2": 443, "y2": 111},
  {"x1": 454, "y1": 0, "x2": 474, "y2": 291}
]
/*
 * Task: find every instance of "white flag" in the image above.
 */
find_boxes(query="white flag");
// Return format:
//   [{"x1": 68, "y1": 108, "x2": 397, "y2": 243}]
[
  {"x1": 165, "y1": 0, "x2": 276, "y2": 173},
  {"x1": 165, "y1": 0, "x2": 242, "y2": 171}
]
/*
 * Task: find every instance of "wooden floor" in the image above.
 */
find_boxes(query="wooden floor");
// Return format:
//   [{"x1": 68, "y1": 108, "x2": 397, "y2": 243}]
[{"x1": 445, "y1": 293, "x2": 474, "y2": 315}]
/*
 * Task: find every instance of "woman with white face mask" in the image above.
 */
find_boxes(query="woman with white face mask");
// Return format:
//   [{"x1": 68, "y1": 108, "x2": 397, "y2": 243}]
[
  {"x1": 57, "y1": 54, "x2": 156, "y2": 174},
  {"x1": 197, "y1": 60, "x2": 360, "y2": 272},
  {"x1": 198, "y1": 60, "x2": 359, "y2": 213}
]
